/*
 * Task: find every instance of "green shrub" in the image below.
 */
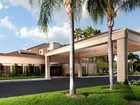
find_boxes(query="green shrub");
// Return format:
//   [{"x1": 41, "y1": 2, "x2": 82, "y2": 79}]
[
  {"x1": 25, "y1": 65, "x2": 32, "y2": 76},
  {"x1": 34, "y1": 66, "x2": 41, "y2": 76},
  {"x1": 11, "y1": 65, "x2": 17, "y2": 77},
  {"x1": 129, "y1": 79, "x2": 140, "y2": 85}
]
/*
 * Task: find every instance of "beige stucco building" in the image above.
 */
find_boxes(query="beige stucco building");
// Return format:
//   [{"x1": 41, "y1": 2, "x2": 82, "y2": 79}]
[
  {"x1": 0, "y1": 28, "x2": 140, "y2": 83},
  {"x1": 0, "y1": 42, "x2": 62, "y2": 75},
  {"x1": 44, "y1": 28, "x2": 140, "y2": 82},
  {"x1": 0, "y1": 41, "x2": 97, "y2": 76}
]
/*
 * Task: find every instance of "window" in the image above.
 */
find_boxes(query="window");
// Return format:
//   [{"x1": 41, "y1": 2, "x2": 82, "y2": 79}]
[{"x1": 39, "y1": 49, "x2": 43, "y2": 55}]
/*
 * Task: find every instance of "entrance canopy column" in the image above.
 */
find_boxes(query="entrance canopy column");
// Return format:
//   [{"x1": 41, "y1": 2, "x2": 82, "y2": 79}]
[
  {"x1": 45, "y1": 55, "x2": 51, "y2": 79},
  {"x1": 117, "y1": 37, "x2": 128, "y2": 83},
  {"x1": 78, "y1": 59, "x2": 83, "y2": 77}
]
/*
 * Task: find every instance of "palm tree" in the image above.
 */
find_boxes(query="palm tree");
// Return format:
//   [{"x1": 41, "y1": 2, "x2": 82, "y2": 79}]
[
  {"x1": 86, "y1": 0, "x2": 140, "y2": 90},
  {"x1": 29, "y1": 0, "x2": 84, "y2": 96},
  {"x1": 74, "y1": 27, "x2": 100, "y2": 41},
  {"x1": 82, "y1": 26, "x2": 100, "y2": 38},
  {"x1": 74, "y1": 28, "x2": 83, "y2": 41},
  {"x1": 64, "y1": 0, "x2": 76, "y2": 95}
]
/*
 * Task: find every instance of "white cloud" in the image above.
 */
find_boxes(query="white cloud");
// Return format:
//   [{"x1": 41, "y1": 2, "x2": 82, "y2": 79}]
[
  {"x1": 0, "y1": 3, "x2": 4, "y2": 10},
  {"x1": 0, "y1": 16, "x2": 16, "y2": 30},
  {"x1": 18, "y1": 27, "x2": 47, "y2": 40},
  {"x1": 8, "y1": 0, "x2": 88, "y2": 19},
  {"x1": 9, "y1": 0, "x2": 40, "y2": 15},
  {"x1": 9, "y1": 0, "x2": 30, "y2": 9},
  {"x1": 7, "y1": 0, "x2": 88, "y2": 43},
  {"x1": 48, "y1": 22, "x2": 70, "y2": 39},
  {"x1": 18, "y1": 22, "x2": 70, "y2": 43},
  {"x1": 0, "y1": 2, "x2": 9, "y2": 10}
]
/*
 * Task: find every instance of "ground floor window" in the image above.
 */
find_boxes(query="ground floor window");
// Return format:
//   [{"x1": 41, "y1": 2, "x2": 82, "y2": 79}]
[{"x1": 0, "y1": 64, "x2": 45, "y2": 77}]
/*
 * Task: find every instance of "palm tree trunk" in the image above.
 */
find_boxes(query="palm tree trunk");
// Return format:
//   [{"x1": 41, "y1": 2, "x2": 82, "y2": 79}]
[
  {"x1": 108, "y1": 19, "x2": 114, "y2": 91},
  {"x1": 65, "y1": 1, "x2": 76, "y2": 95}
]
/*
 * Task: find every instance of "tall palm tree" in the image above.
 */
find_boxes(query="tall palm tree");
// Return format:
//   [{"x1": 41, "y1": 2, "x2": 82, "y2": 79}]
[
  {"x1": 63, "y1": 0, "x2": 77, "y2": 95},
  {"x1": 86, "y1": 0, "x2": 140, "y2": 90},
  {"x1": 29, "y1": 0, "x2": 84, "y2": 95}
]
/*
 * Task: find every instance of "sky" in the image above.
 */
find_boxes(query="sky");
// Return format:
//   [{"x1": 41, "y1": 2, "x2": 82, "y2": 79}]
[{"x1": 0, "y1": 0, "x2": 140, "y2": 55}]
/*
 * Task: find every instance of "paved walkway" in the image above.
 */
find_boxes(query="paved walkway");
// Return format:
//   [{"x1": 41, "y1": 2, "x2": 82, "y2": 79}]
[
  {"x1": 0, "y1": 76, "x2": 139, "y2": 98},
  {"x1": 0, "y1": 75, "x2": 109, "y2": 83}
]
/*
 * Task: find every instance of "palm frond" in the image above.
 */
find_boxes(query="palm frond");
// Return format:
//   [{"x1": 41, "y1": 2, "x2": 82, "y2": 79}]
[
  {"x1": 29, "y1": 0, "x2": 85, "y2": 32},
  {"x1": 29, "y1": 0, "x2": 61, "y2": 33},
  {"x1": 39, "y1": 0, "x2": 62, "y2": 33},
  {"x1": 87, "y1": 0, "x2": 107, "y2": 24},
  {"x1": 73, "y1": 0, "x2": 85, "y2": 21},
  {"x1": 120, "y1": 0, "x2": 140, "y2": 12}
]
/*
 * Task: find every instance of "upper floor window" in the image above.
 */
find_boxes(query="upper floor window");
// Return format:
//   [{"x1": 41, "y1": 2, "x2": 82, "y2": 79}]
[{"x1": 39, "y1": 49, "x2": 43, "y2": 55}]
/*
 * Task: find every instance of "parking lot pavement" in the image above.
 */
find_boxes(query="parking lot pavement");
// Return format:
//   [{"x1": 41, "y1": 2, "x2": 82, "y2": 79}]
[{"x1": 0, "y1": 76, "x2": 139, "y2": 98}]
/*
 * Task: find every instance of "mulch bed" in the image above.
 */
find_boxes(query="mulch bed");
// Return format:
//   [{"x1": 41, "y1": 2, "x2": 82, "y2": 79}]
[{"x1": 130, "y1": 101, "x2": 140, "y2": 105}]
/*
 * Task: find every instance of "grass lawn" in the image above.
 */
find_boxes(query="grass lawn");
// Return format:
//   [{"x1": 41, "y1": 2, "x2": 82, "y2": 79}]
[
  {"x1": 0, "y1": 76, "x2": 44, "y2": 80},
  {"x1": 0, "y1": 84, "x2": 139, "y2": 105}
]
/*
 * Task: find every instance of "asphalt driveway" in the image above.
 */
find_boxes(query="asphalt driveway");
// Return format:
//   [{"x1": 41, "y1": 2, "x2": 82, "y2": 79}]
[{"x1": 0, "y1": 76, "x2": 139, "y2": 98}]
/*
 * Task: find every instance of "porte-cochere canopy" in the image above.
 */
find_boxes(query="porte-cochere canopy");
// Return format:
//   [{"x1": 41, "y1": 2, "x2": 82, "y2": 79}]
[{"x1": 45, "y1": 28, "x2": 140, "y2": 82}]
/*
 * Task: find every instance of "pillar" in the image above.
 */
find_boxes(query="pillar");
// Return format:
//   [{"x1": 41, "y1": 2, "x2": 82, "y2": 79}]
[
  {"x1": 117, "y1": 38, "x2": 128, "y2": 83},
  {"x1": 78, "y1": 59, "x2": 82, "y2": 77},
  {"x1": 22, "y1": 64, "x2": 26, "y2": 74},
  {"x1": 45, "y1": 55, "x2": 51, "y2": 79},
  {"x1": 10, "y1": 65, "x2": 13, "y2": 73}
]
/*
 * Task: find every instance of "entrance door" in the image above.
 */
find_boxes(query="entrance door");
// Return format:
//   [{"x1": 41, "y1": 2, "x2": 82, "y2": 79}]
[{"x1": 50, "y1": 66, "x2": 62, "y2": 76}]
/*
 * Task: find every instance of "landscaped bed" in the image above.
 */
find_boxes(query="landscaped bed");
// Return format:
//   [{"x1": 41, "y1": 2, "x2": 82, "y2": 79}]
[{"x1": 0, "y1": 84, "x2": 139, "y2": 105}]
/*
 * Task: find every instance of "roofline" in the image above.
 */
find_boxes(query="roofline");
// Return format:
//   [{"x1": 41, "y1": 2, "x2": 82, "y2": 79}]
[
  {"x1": 45, "y1": 28, "x2": 140, "y2": 56},
  {"x1": 74, "y1": 28, "x2": 126, "y2": 43},
  {"x1": 27, "y1": 43, "x2": 48, "y2": 50},
  {"x1": 52, "y1": 28, "x2": 126, "y2": 49},
  {"x1": 126, "y1": 28, "x2": 140, "y2": 36},
  {"x1": 0, "y1": 54, "x2": 44, "y2": 58},
  {"x1": 5, "y1": 51, "x2": 18, "y2": 55}
]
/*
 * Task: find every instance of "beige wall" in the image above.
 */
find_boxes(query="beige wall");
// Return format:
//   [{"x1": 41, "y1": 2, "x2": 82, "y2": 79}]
[
  {"x1": 62, "y1": 64, "x2": 79, "y2": 75},
  {"x1": 62, "y1": 64, "x2": 69, "y2": 75},
  {"x1": 0, "y1": 55, "x2": 45, "y2": 65},
  {"x1": 48, "y1": 43, "x2": 61, "y2": 51},
  {"x1": 28, "y1": 43, "x2": 62, "y2": 55},
  {"x1": 62, "y1": 63, "x2": 97, "y2": 76},
  {"x1": 88, "y1": 63, "x2": 97, "y2": 75},
  {"x1": 28, "y1": 48, "x2": 40, "y2": 55},
  {"x1": 39, "y1": 48, "x2": 48, "y2": 55},
  {"x1": 28, "y1": 47, "x2": 48, "y2": 55}
]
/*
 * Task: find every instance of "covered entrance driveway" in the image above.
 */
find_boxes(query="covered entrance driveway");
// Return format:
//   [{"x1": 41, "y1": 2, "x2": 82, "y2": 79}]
[{"x1": 45, "y1": 28, "x2": 140, "y2": 82}]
